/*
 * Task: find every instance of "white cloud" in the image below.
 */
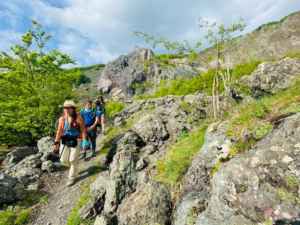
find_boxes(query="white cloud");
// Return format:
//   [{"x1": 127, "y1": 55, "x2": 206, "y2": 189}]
[
  {"x1": 0, "y1": 0, "x2": 300, "y2": 65},
  {"x1": 0, "y1": 30, "x2": 22, "y2": 53}
]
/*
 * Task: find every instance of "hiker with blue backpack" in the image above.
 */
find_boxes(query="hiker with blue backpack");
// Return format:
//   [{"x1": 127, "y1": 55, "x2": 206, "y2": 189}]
[
  {"x1": 95, "y1": 96, "x2": 106, "y2": 135},
  {"x1": 80, "y1": 100, "x2": 100, "y2": 159},
  {"x1": 53, "y1": 100, "x2": 89, "y2": 186}
]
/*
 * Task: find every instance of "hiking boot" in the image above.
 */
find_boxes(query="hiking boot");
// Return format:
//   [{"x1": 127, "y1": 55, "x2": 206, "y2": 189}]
[
  {"x1": 66, "y1": 179, "x2": 76, "y2": 187},
  {"x1": 80, "y1": 152, "x2": 86, "y2": 160},
  {"x1": 91, "y1": 151, "x2": 96, "y2": 158}
]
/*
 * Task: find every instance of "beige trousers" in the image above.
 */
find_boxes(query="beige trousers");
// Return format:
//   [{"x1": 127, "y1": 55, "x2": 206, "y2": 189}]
[{"x1": 60, "y1": 144, "x2": 80, "y2": 181}]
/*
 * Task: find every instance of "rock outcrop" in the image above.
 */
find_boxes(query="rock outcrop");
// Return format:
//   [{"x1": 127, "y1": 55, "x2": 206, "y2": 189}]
[
  {"x1": 242, "y1": 57, "x2": 300, "y2": 97},
  {"x1": 97, "y1": 48, "x2": 204, "y2": 98},
  {"x1": 175, "y1": 113, "x2": 300, "y2": 225},
  {"x1": 97, "y1": 48, "x2": 154, "y2": 96}
]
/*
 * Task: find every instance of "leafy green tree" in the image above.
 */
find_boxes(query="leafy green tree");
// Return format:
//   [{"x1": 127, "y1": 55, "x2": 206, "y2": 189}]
[{"x1": 0, "y1": 21, "x2": 81, "y2": 145}]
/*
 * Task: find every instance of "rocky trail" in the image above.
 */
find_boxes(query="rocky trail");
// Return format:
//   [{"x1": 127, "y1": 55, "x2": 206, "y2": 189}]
[{"x1": 28, "y1": 154, "x2": 105, "y2": 225}]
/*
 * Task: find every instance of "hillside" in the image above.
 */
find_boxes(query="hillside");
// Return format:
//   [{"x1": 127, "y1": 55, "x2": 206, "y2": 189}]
[
  {"x1": 94, "y1": 11, "x2": 300, "y2": 100},
  {"x1": 1, "y1": 10, "x2": 300, "y2": 225},
  {"x1": 199, "y1": 11, "x2": 300, "y2": 67}
]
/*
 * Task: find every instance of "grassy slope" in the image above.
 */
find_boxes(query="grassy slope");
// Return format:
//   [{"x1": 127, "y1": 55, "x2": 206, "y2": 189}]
[
  {"x1": 139, "y1": 60, "x2": 260, "y2": 99},
  {"x1": 156, "y1": 124, "x2": 208, "y2": 186}
]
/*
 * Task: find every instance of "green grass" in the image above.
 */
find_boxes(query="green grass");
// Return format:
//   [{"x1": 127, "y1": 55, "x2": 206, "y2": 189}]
[
  {"x1": 0, "y1": 208, "x2": 31, "y2": 225},
  {"x1": 156, "y1": 124, "x2": 208, "y2": 186},
  {"x1": 226, "y1": 77, "x2": 300, "y2": 154},
  {"x1": 285, "y1": 51, "x2": 300, "y2": 59},
  {"x1": 140, "y1": 60, "x2": 260, "y2": 99},
  {"x1": 105, "y1": 101, "x2": 125, "y2": 118}
]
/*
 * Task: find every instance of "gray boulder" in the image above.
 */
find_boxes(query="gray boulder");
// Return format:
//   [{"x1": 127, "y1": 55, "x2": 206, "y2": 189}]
[
  {"x1": 133, "y1": 114, "x2": 169, "y2": 146},
  {"x1": 3, "y1": 146, "x2": 38, "y2": 168},
  {"x1": 37, "y1": 136, "x2": 54, "y2": 161},
  {"x1": 41, "y1": 160, "x2": 55, "y2": 173},
  {"x1": 117, "y1": 181, "x2": 172, "y2": 225},
  {"x1": 242, "y1": 58, "x2": 300, "y2": 97},
  {"x1": 5, "y1": 153, "x2": 42, "y2": 185},
  {"x1": 0, "y1": 172, "x2": 25, "y2": 205}
]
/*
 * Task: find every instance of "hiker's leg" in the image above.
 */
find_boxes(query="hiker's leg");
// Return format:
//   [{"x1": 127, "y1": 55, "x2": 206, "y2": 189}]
[
  {"x1": 80, "y1": 139, "x2": 87, "y2": 159},
  {"x1": 90, "y1": 130, "x2": 97, "y2": 156},
  {"x1": 91, "y1": 137, "x2": 96, "y2": 156},
  {"x1": 68, "y1": 146, "x2": 80, "y2": 181},
  {"x1": 60, "y1": 145, "x2": 70, "y2": 166}
]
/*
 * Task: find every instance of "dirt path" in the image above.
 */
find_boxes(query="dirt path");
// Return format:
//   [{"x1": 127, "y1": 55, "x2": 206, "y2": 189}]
[{"x1": 29, "y1": 155, "x2": 104, "y2": 225}]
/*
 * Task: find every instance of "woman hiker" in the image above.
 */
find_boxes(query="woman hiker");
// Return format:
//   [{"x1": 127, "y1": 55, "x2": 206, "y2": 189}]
[{"x1": 53, "y1": 100, "x2": 89, "y2": 187}]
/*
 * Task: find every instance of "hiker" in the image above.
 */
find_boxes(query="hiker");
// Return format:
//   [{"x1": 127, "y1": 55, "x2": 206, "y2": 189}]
[
  {"x1": 53, "y1": 100, "x2": 89, "y2": 186},
  {"x1": 80, "y1": 100, "x2": 99, "y2": 159},
  {"x1": 95, "y1": 96, "x2": 106, "y2": 134}
]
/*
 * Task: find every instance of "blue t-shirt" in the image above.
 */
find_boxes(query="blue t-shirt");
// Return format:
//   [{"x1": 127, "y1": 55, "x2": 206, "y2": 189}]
[{"x1": 80, "y1": 109, "x2": 96, "y2": 127}]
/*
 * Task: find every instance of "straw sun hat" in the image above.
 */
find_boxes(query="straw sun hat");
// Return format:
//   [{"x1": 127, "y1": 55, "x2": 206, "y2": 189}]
[{"x1": 63, "y1": 100, "x2": 77, "y2": 108}]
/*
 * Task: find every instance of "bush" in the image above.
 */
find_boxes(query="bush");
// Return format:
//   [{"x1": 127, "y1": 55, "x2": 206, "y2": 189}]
[{"x1": 0, "y1": 21, "x2": 81, "y2": 145}]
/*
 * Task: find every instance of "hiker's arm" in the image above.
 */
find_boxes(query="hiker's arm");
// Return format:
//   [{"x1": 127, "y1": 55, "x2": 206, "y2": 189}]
[
  {"x1": 53, "y1": 117, "x2": 64, "y2": 152},
  {"x1": 55, "y1": 117, "x2": 64, "y2": 143},
  {"x1": 89, "y1": 116, "x2": 99, "y2": 130},
  {"x1": 78, "y1": 116, "x2": 87, "y2": 140},
  {"x1": 101, "y1": 114, "x2": 105, "y2": 133}
]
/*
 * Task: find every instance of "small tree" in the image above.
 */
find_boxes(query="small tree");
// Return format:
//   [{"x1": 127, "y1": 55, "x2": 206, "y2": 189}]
[
  {"x1": 134, "y1": 31, "x2": 202, "y2": 57},
  {"x1": 199, "y1": 18, "x2": 246, "y2": 118}
]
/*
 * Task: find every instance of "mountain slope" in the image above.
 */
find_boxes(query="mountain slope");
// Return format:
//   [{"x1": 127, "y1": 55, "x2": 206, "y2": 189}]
[{"x1": 199, "y1": 11, "x2": 300, "y2": 67}]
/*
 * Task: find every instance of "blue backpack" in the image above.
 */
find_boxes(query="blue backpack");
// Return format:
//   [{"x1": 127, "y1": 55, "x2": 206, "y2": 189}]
[
  {"x1": 80, "y1": 109, "x2": 96, "y2": 127},
  {"x1": 95, "y1": 105, "x2": 105, "y2": 117}
]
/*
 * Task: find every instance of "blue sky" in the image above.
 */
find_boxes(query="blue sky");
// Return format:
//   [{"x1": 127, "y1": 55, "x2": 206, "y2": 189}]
[{"x1": 0, "y1": 0, "x2": 300, "y2": 66}]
